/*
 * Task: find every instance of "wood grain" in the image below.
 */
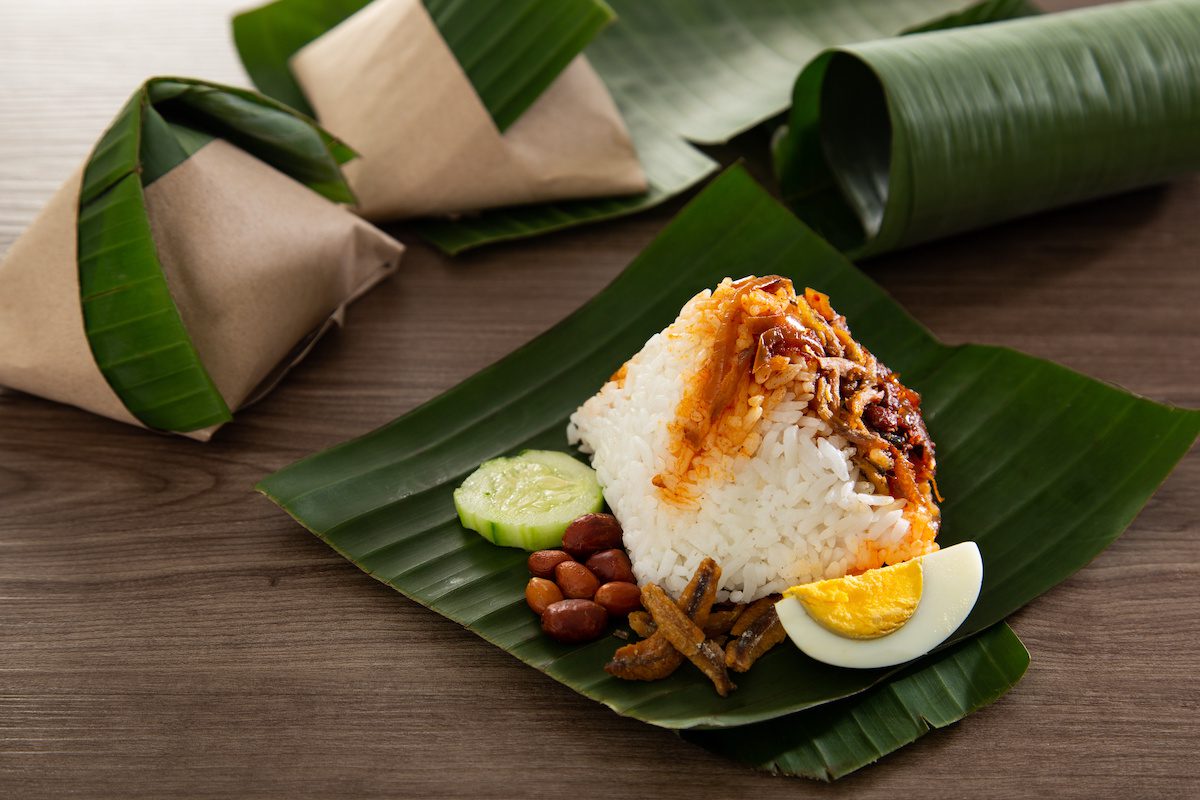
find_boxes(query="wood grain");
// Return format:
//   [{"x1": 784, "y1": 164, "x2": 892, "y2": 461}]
[{"x1": 1, "y1": 1, "x2": 1197, "y2": 798}]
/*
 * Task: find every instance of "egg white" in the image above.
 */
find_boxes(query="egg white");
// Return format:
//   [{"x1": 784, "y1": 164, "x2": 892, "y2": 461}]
[{"x1": 776, "y1": 541, "x2": 983, "y2": 669}]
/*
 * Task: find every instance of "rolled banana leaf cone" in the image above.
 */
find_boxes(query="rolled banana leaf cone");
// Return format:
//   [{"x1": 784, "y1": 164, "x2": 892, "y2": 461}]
[
  {"x1": 246, "y1": 0, "x2": 647, "y2": 221},
  {"x1": 775, "y1": 0, "x2": 1200, "y2": 259},
  {"x1": 0, "y1": 78, "x2": 405, "y2": 440}
]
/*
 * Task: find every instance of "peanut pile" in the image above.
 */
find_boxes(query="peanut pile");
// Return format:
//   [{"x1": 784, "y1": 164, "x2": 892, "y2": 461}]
[{"x1": 524, "y1": 513, "x2": 642, "y2": 643}]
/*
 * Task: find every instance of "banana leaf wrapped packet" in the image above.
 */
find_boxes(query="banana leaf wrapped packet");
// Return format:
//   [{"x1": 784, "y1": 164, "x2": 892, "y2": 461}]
[
  {"x1": 0, "y1": 78, "x2": 405, "y2": 440},
  {"x1": 239, "y1": 0, "x2": 648, "y2": 221}
]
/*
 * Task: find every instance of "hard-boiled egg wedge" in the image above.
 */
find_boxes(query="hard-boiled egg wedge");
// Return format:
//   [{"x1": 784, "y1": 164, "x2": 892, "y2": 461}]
[{"x1": 776, "y1": 541, "x2": 983, "y2": 669}]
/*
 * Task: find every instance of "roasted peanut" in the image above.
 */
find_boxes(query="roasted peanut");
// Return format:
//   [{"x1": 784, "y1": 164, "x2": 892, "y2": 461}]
[
  {"x1": 585, "y1": 549, "x2": 636, "y2": 584},
  {"x1": 562, "y1": 513, "x2": 623, "y2": 559},
  {"x1": 527, "y1": 549, "x2": 573, "y2": 579},
  {"x1": 594, "y1": 581, "x2": 642, "y2": 616},
  {"x1": 554, "y1": 561, "x2": 600, "y2": 600},
  {"x1": 541, "y1": 599, "x2": 609, "y2": 644},
  {"x1": 525, "y1": 577, "x2": 564, "y2": 615}
]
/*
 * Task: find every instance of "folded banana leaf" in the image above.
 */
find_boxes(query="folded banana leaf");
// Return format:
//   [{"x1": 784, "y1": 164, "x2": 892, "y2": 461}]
[
  {"x1": 233, "y1": 0, "x2": 614, "y2": 131},
  {"x1": 426, "y1": 0, "x2": 615, "y2": 132},
  {"x1": 79, "y1": 78, "x2": 355, "y2": 432},
  {"x1": 257, "y1": 168, "x2": 1199, "y2": 772},
  {"x1": 236, "y1": 0, "x2": 644, "y2": 223},
  {"x1": 775, "y1": 0, "x2": 1200, "y2": 258},
  {"x1": 232, "y1": 0, "x2": 1034, "y2": 252}
]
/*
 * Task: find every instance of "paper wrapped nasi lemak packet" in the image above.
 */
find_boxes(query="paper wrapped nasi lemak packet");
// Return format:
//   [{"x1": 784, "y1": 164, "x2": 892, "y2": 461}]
[
  {"x1": 0, "y1": 78, "x2": 405, "y2": 440},
  {"x1": 279, "y1": 0, "x2": 648, "y2": 220}
]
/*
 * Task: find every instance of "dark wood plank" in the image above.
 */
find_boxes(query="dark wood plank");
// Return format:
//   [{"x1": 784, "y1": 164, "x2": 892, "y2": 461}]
[{"x1": 1, "y1": 1, "x2": 1196, "y2": 797}]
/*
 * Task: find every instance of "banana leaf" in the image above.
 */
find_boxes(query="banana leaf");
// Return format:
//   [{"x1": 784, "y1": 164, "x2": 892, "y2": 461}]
[
  {"x1": 419, "y1": 0, "x2": 1038, "y2": 252},
  {"x1": 425, "y1": 0, "x2": 615, "y2": 132},
  {"x1": 231, "y1": 0, "x2": 1034, "y2": 253},
  {"x1": 685, "y1": 622, "x2": 1029, "y2": 780},
  {"x1": 79, "y1": 77, "x2": 354, "y2": 432},
  {"x1": 257, "y1": 168, "x2": 1199, "y2": 737},
  {"x1": 775, "y1": 0, "x2": 1200, "y2": 259},
  {"x1": 233, "y1": 0, "x2": 615, "y2": 131},
  {"x1": 416, "y1": 0, "x2": 1039, "y2": 252}
]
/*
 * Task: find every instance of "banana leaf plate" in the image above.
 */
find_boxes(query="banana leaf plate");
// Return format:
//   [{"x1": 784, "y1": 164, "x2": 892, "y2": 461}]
[{"x1": 257, "y1": 168, "x2": 1199, "y2": 778}]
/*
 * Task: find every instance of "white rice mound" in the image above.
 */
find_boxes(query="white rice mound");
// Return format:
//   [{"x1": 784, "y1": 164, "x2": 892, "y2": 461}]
[{"x1": 567, "y1": 289, "x2": 911, "y2": 602}]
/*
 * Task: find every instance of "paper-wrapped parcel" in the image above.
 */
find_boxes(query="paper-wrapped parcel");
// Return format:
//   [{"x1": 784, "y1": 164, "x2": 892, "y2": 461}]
[
  {"x1": 0, "y1": 78, "x2": 405, "y2": 440},
  {"x1": 282, "y1": 0, "x2": 647, "y2": 220}
]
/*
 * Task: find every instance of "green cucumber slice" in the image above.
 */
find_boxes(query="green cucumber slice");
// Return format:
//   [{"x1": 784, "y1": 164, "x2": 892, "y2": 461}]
[{"x1": 454, "y1": 450, "x2": 603, "y2": 551}]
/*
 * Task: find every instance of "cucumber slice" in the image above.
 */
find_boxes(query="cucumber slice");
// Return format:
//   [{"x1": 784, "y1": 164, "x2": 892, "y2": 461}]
[{"x1": 454, "y1": 450, "x2": 603, "y2": 551}]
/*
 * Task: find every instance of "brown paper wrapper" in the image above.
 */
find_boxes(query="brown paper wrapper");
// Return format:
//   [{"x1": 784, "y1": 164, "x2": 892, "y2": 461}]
[
  {"x1": 0, "y1": 139, "x2": 405, "y2": 440},
  {"x1": 290, "y1": 0, "x2": 647, "y2": 221}
]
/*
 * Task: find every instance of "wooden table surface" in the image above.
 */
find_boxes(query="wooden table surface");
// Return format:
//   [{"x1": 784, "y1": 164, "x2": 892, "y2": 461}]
[{"x1": 2, "y1": 1, "x2": 1197, "y2": 797}]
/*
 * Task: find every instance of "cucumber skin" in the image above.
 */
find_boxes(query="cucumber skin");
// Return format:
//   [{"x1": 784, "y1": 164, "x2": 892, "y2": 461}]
[
  {"x1": 453, "y1": 451, "x2": 603, "y2": 551},
  {"x1": 454, "y1": 488, "x2": 602, "y2": 551},
  {"x1": 454, "y1": 497, "x2": 498, "y2": 545}
]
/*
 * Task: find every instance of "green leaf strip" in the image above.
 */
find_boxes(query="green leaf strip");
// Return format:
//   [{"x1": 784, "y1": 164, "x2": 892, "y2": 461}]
[
  {"x1": 145, "y1": 80, "x2": 357, "y2": 203},
  {"x1": 232, "y1": 0, "x2": 373, "y2": 117},
  {"x1": 77, "y1": 77, "x2": 358, "y2": 432},
  {"x1": 423, "y1": 0, "x2": 615, "y2": 132},
  {"x1": 257, "y1": 167, "x2": 1200, "y2": 731},
  {"x1": 776, "y1": 0, "x2": 1200, "y2": 258},
  {"x1": 78, "y1": 87, "x2": 232, "y2": 432},
  {"x1": 685, "y1": 622, "x2": 1030, "y2": 781}
]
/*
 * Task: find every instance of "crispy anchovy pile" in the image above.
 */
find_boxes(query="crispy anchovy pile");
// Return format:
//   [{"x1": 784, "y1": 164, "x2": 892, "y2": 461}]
[
  {"x1": 641, "y1": 583, "x2": 735, "y2": 696},
  {"x1": 606, "y1": 558, "x2": 721, "y2": 683},
  {"x1": 606, "y1": 559, "x2": 787, "y2": 695}
]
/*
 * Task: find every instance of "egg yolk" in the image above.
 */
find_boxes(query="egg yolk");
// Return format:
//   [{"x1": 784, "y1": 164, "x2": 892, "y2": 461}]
[{"x1": 783, "y1": 559, "x2": 923, "y2": 639}]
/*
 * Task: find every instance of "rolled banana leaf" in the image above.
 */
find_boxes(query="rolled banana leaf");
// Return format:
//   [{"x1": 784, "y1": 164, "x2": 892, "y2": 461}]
[
  {"x1": 775, "y1": 0, "x2": 1200, "y2": 258},
  {"x1": 257, "y1": 168, "x2": 1199, "y2": 772}
]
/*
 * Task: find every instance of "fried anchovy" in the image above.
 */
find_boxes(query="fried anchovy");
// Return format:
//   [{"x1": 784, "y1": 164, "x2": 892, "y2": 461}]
[
  {"x1": 627, "y1": 611, "x2": 655, "y2": 639},
  {"x1": 729, "y1": 596, "x2": 776, "y2": 637},
  {"x1": 606, "y1": 559, "x2": 721, "y2": 682},
  {"x1": 725, "y1": 602, "x2": 786, "y2": 673},
  {"x1": 702, "y1": 602, "x2": 744, "y2": 638},
  {"x1": 605, "y1": 634, "x2": 683, "y2": 681},
  {"x1": 641, "y1": 583, "x2": 735, "y2": 697},
  {"x1": 632, "y1": 601, "x2": 744, "y2": 640},
  {"x1": 854, "y1": 456, "x2": 891, "y2": 495},
  {"x1": 678, "y1": 558, "x2": 721, "y2": 627}
]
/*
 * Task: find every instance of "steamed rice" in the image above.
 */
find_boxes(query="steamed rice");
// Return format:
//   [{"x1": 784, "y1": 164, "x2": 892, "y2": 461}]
[{"x1": 568, "y1": 280, "x2": 927, "y2": 602}]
